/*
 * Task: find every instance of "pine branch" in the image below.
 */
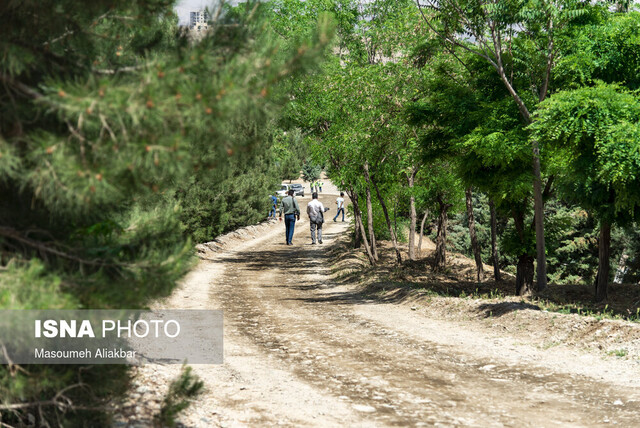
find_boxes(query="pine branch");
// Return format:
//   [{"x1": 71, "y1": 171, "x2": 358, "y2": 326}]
[
  {"x1": 92, "y1": 64, "x2": 150, "y2": 75},
  {"x1": 43, "y1": 11, "x2": 112, "y2": 48},
  {"x1": 0, "y1": 226, "x2": 112, "y2": 268},
  {"x1": 0, "y1": 73, "x2": 66, "y2": 112},
  {"x1": 0, "y1": 73, "x2": 43, "y2": 99}
]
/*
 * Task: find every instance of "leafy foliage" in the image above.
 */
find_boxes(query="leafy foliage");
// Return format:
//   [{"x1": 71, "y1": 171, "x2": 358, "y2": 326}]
[
  {"x1": 554, "y1": 11, "x2": 640, "y2": 90},
  {"x1": 532, "y1": 83, "x2": 640, "y2": 223},
  {"x1": 0, "y1": 0, "x2": 331, "y2": 424}
]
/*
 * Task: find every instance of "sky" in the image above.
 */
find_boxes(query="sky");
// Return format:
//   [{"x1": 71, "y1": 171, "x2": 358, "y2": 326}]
[{"x1": 174, "y1": 0, "x2": 244, "y2": 25}]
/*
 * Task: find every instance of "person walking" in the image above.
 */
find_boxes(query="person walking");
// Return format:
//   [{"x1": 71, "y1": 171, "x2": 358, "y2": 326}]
[
  {"x1": 333, "y1": 192, "x2": 345, "y2": 222},
  {"x1": 311, "y1": 180, "x2": 317, "y2": 194},
  {"x1": 318, "y1": 180, "x2": 324, "y2": 192},
  {"x1": 269, "y1": 193, "x2": 278, "y2": 219},
  {"x1": 307, "y1": 192, "x2": 327, "y2": 244},
  {"x1": 279, "y1": 189, "x2": 300, "y2": 245}
]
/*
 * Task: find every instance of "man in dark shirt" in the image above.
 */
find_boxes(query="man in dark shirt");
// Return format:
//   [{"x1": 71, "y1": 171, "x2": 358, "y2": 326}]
[{"x1": 279, "y1": 189, "x2": 300, "y2": 245}]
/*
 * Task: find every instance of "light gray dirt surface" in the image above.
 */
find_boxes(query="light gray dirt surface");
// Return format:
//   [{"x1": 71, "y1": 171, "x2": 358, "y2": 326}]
[{"x1": 118, "y1": 191, "x2": 640, "y2": 428}]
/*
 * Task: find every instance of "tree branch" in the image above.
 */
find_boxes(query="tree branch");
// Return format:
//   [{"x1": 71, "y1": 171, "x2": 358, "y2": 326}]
[
  {"x1": 92, "y1": 64, "x2": 148, "y2": 75},
  {"x1": 415, "y1": 1, "x2": 498, "y2": 69},
  {"x1": 539, "y1": 17, "x2": 554, "y2": 102},
  {"x1": 0, "y1": 226, "x2": 113, "y2": 268},
  {"x1": 0, "y1": 73, "x2": 43, "y2": 100},
  {"x1": 542, "y1": 174, "x2": 555, "y2": 199}
]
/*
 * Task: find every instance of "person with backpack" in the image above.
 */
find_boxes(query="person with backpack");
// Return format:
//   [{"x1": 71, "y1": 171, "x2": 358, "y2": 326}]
[
  {"x1": 279, "y1": 189, "x2": 300, "y2": 245},
  {"x1": 307, "y1": 192, "x2": 328, "y2": 244}
]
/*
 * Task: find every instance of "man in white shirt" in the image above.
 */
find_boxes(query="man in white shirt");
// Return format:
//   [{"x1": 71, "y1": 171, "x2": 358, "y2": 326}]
[
  {"x1": 333, "y1": 192, "x2": 345, "y2": 222},
  {"x1": 306, "y1": 192, "x2": 326, "y2": 244}
]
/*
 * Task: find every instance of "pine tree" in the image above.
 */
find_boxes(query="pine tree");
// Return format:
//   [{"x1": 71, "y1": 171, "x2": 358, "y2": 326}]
[
  {"x1": 301, "y1": 162, "x2": 322, "y2": 183},
  {"x1": 0, "y1": 0, "x2": 331, "y2": 424}
]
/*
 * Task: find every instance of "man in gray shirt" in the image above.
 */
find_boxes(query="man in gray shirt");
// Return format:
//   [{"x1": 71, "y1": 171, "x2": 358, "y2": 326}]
[
  {"x1": 279, "y1": 189, "x2": 300, "y2": 245},
  {"x1": 307, "y1": 192, "x2": 326, "y2": 244}
]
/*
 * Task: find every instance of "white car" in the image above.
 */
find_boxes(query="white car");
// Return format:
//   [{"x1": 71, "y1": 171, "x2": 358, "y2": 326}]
[{"x1": 276, "y1": 184, "x2": 290, "y2": 197}]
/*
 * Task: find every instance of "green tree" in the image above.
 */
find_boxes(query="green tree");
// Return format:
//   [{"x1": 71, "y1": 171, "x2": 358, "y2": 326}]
[
  {"x1": 0, "y1": 0, "x2": 331, "y2": 423},
  {"x1": 273, "y1": 128, "x2": 308, "y2": 182},
  {"x1": 301, "y1": 161, "x2": 322, "y2": 182},
  {"x1": 282, "y1": 0, "x2": 427, "y2": 265},
  {"x1": 408, "y1": 45, "x2": 534, "y2": 285},
  {"x1": 305, "y1": 61, "x2": 424, "y2": 264},
  {"x1": 531, "y1": 83, "x2": 640, "y2": 300},
  {"x1": 408, "y1": 45, "x2": 531, "y2": 282},
  {"x1": 416, "y1": 0, "x2": 595, "y2": 291},
  {"x1": 421, "y1": 162, "x2": 464, "y2": 268}
]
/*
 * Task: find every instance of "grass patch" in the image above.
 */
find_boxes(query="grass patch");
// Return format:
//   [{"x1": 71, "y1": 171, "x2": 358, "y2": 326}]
[{"x1": 606, "y1": 349, "x2": 628, "y2": 358}]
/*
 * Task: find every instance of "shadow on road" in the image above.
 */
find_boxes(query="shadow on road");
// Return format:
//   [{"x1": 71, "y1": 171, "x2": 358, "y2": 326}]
[{"x1": 476, "y1": 301, "x2": 542, "y2": 318}]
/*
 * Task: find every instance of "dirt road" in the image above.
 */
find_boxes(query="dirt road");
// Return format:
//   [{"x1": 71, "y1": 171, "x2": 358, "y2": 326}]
[{"x1": 123, "y1": 191, "x2": 640, "y2": 427}]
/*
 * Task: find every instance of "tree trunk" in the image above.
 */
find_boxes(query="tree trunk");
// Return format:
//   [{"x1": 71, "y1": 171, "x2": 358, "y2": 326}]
[
  {"x1": 434, "y1": 198, "x2": 450, "y2": 269},
  {"x1": 515, "y1": 254, "x2": 535, "y2": 296},
  {"x1": 355, "y1": 213, "x2": 375, "y2": 265},
  {"x1": 496, "y1": 63, "x2": 547, "y2": 292},
  {"x1": 352, "y1": 191, "x2": 362, "y2": 249},
  {"x1": 418, "y1": 209, "x2": 429, "y2": 258},
  {"x1": 354, "y1": 217, "x2": 362, "y2": 249},
  {"x1": 365, "y1": 185, "x2": 378, "y2": 261},
  {"x1": 347, "y1": 189, "x2": 375, "y2": 265},
  {"x1": 362, "y1": 163, "x2": 378, "y2": 261},
  {"x1": 532, "y1": 142, "x2": 548, "y2": 292},
  {"x1": 465, "y1": 187, "x2": 484, "y2": 282},
  {"x1": 371, "y1": 179, "x2": 402, "y2": 264},
  {"x1": 393, "y1": 198, "x2": 398, "y2": 241},
  {"x1": 408, "y1": 200, "x2": 417, "y2": 259},
  {"x1": 489, "y1": 199, "x2": 501, "y2": 281},
  {"x1": 616, "y1": 1, "x2": 630, "y2": 13},
  {"x1": 595, "y1": 220, "x2": 611, "y2": 302},
  {"x1": 408, "y1": 175, "x2": 417, "y2": 261},
  {"x1": 512, "y1": 210, "x2": 533, "y2": 295}
]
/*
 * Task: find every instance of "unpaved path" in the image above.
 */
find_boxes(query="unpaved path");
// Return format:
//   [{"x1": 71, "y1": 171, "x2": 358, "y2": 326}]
[{"x1": 120, "y1": 192, "x2": 640, "y2": 427}]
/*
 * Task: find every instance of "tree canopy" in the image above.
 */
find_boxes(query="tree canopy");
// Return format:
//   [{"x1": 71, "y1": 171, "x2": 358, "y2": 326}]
[{"x1": 0, "y1": 0, "x2": 331, "y2": 424}]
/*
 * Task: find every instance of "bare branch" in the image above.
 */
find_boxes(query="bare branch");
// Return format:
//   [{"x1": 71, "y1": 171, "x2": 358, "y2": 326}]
[
  {"x1": 0, "y1": 400, "x2": 102, "y2": 412},
  {"x1": 539, "y1": 17, "x2": 554, "y2": 102},
  {"x1": 43, "y1": 29, "x2": 75, "y2": 47},
  {"x1": 66, "y1": 120, "x2": 86, "y2": 143},
  {"x1": 99, "y1": 114, "x2": 117, "y2": 142},
  {"x1": 92, "y1": 64, "x2": 148, "y2": 75},
  {"x1": 415, "y1": 1, "x2": 498, "y2": 69},
  {"x1": 0, "y1": 343, "x2": 30, "y2": 377}
]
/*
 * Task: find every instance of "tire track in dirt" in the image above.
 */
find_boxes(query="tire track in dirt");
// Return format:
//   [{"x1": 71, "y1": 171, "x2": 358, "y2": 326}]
[
  {"x1": 126, "y1": 192, "x2": 640, "y2": 427},
  {"x1": 203, "y1": 195, "x2": 640, "y2": 426}
]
